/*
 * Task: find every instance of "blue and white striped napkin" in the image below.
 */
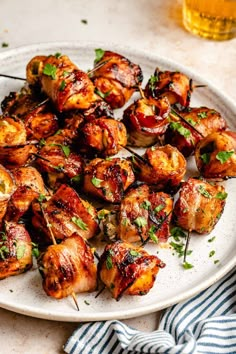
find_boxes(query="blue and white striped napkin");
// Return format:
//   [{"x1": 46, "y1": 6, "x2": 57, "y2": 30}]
[{"x1": 64, "y1": 268, "x2": 236, "y2": 354}]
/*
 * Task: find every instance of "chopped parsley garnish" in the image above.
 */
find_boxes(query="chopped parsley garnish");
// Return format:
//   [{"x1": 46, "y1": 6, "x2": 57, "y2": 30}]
[
  {"x1": 208, "y1": 236, "x2": 216, "y2": 243},
  {"x1": 148, "y1": 75, "x2": 158, "y2": 91},
  {"x1": 39, "y1": 138, "x2": 46, "y2": 147},
  {"x1": 71, "y1": 216, "x2": 88, "y2": 230},
  {"x1": 201, "y1": 153, "x2": 211, "y2": 164},
  {"x1": 59, "y1": 80, "x2": 66, "y2": 91},
  {"x1": 91, "y1": 177, "x2": 103, "y2": 188},
  {"x1": 215, "y1": 191, "x2": 228, "y2": 200},
  {"x1": 84, "y1": 300, "x2": 90, "y2": 305},
  {"x1": 183, "y1": 261, "x2": 194, "y2": 270},
  {"x1": 1, "y1": 42, "x2": 8, "y2": 48},
  {"x1": 81, "y1": 19, "x2": 88, "y2": 24},
  {"x1": 16, "y1": 244, "x2": 26, "y2": 260},
  {"x1": 98, "y1": 210, "x2": 107, "y2": 221},
  {"x1": 129, "y1": 250, "x2": 141, "y2": 258},
  {"x1": 169, "y1": 122, "x2": 191, "y2": 138},
  {"x1": 134, "y1": 217, "x2": 147, "y2": 228},
  {"x1": 43, "y1": 63, "x2": 57, "y2": 80},
  {"x1": 54, "y1": 52, "x2": 62, "y2": 58},
  {"x1": 0, "y1": 245, "x2": 9, "y2": 260},
  {"x1": 106, "y1": 250, "x2": 114, "y2": 270},
  {"x1": 70, "y1": 174, "x2": 82, "y2": 184},
  {"x1": 214, "y1": 259, "x2": 220, "y2": 264},
  {"x1": 95, "y1": 88, "x2": 111, "y2": 99},
  {"x1": 148, "y1": 225, "x2": 158, "y2": 243},
  {"x1": 216, "y1": 150, "x2": 234, "y2": 164},
  {"x1": 170, "y1": 226, "x2": 187, "y2": 240},
  {"x1": 38, "y1": 194, "x2": 46, "y2": 203},
  {"x1": 198, "y1": 185, "x2": 212, "y2": 198},
  {"x1": 197, "y1": 111, "x2": 207, "y2": 119},
  {"x1": 49, "y1": 143, "x2": 70, "y2": 157},
  {"x1": 209, "y1": 250, "x2": 215, "y2": 258},
  {"x1": 140, "y1": 200, "x2": 151, "y2": 210},
  {"x1": 154, "y1": 204, "x2": 165, "y2": 213},
  {"x1": 31, "y1": 242, "x2": 40, "y2": 258},
  {"x1": 94, "y1": 48, "x2": 105, "y2": 64}
]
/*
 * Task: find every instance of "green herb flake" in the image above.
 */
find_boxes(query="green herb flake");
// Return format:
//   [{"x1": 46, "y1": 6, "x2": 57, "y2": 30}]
[
  {"x1": 39, "y1": 138, "x2": 46, "y2": 147},
  {"x1": 154, "y1": 204, "x2": 165, "y2": 213},
  {"x1": 71, "y1": 216, "x2": 88, "y2": 230},
  {"x1": 98, "y1": 210, "x2": 107, "y2": 221},
  {"x1": 95, "y1": 88, "x2": 111, "y2": 99},
  {"x1": 16, "y1": 244, "x2": 26, "y2": 260},
  {"x1": 61, "y1": 145, "x2": 70, "y2": 157},
  {"x1": 63, "y1": 70, "x2": 70, "y2": 77},
  {"x1": 186, "y1": 118, "x2": 196, "y2": 126},
  {"x1": 197, "y1": 111, "x2": 208, "y2": 119},
  {"x1": 1, "y1": 42, "x2": 8, "y2": 48},
  {"x1": 170, "y1": 241, "x2": 184, "y2": 257},
  {"x1": 170, "y1": 227, "x2": 187, "y2": 239},
  {"x1": 43, "y1": 63, "x2": 57, "y2": 80},
  {"x1": 214, "y1": 259, "x2": 220, "y2": 264},
  {"x1": 170, "y1": 122, "x2": 191, "y2": 138},
  {"x1": 201, "y1": 153, "x2": 211, "y2": 164},
  {"x1": 134, "y1": 216, "x2": 147, "y2": 228},
  {"x1": 129, "y1": 250, "x2": 141, "y2": 258},
  {"x1": 215, "y1": 191, "x2": 228, "y2": 200},
  {"x1": 208, "y1": 236, "x2": 216, "y2": 243},
  {"x1": 216, "y1": 150, "x2": 234, "y2": 164},
  {"x1": 54, "y1": 52, "x2": 62, "y2": 58},
  {"x1": 38, "y1": 194, "x2": 46, "y2": 203},
  {"x1": 59, "y1": 80, "x2": 66, "y2": 91},
  {"x1": 198, "y1": 185, "x2": 212, "y2": 199},
  {"x1": 183, "y1": 261, "x2": 194, "y2": 270},
  {"x1": 209, "y1": 250, "x2": 215, "y2": 258},
  {"x1": 71, "y1": 174, "x2": 82, "y2": 184},
  {"x1": 32, "y1": 243, "x2": 40, "y2": 258},
  {"x1": 84, "y1": 300, "x2": 90, "y2": 305},
  {"x1": 140, "y1": 200, "x2": 151, "y2": 210},
  {"x1": 148, "y1": 75, "x2": 158, "y2": 91},
  {"x1": 106, "y1": 255, "x2": 113, "y2": 270},
  {"x1": 81, "y1": 19, "x2": 88, "y2": 24},
  {"x1": 91, "y1": 177, "x2": 103, "y2": 188},
  {"x1": 148, "y1": 225, "x2": 158, "y2": 243},
  {"x1": 94, "y1": 48, "x2": 105, "y2": 64}
]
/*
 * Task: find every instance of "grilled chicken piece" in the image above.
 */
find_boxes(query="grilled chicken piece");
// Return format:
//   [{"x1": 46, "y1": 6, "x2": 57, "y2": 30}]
[
  {"x1": 195, "y1": 131, "x2": 236, "y2": 178},
  {"x1": 0, "y1": 164, "x2": 16, "y2": 223},
  {"x1": 173, "y1": 178, "x2": 227, "y2": 234},
  {"x1": 145, "y1": 69, "x2": 191, "y2": 108},
  {"x1": 38, "y1": 234, "x2": 97, "y2": 299},
  {"x1": 5, "y1": 166, "x2": 46, "y2": 222},
  {"x1": 122, "y1": 97, "x2": 170, "y2": 147},
  {"x1": 118, "y1": 184, "x2": 173, "y2": 243},
  {"x1": 82, "y1": 99, "x2": 114, "y2": 121},
  {"x1": 79, "y1": 117, "x2": 127, "y2": 157},
  {"x1": 131, "y1": 144, "x2": 186, "y2": 192},
  {"x1": 83, "y1": 157, "x2": 135, "y2": 203},
  {"x1": 0, "y1": 221, "x2": 32, "y2": 280},
  {"x1": 32, "y1": 184, "x2": 99, "y2": 244},
  {"x1": 90, "y1": 50, "x2": 143, "y2": 109},
  {"x1": 1, "y1": 89, "x2": 58, "y2": 140},
  {"x1": 33, "y1": 54, "x2": 97, "y2": 112},
  {"x1": 0, "y1": 116, "x2": 37, "y2": 169},
  {"x1": 98, "y1": 241, "x2": 165, "y2": 300},
  {"x1": 165, "y1": 107, "x2": 227, "y2": 157},
  {"x1": 36, "y1": 133, "x2": 83, "y2": 189}
]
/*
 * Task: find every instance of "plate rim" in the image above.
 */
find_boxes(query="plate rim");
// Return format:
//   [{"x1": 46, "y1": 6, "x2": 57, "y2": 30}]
[{"x1": 0, "y1": 40, "x2": 235, "y2": 322}]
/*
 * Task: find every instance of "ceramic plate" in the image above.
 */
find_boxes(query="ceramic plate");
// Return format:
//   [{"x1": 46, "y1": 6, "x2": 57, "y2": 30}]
[{"x1": 0, "y1": 42, "x2": 235, "y2": 322}]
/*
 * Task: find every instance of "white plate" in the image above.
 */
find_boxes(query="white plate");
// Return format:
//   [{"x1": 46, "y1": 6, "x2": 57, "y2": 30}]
[{"x1": 0, "y1": 42, "x2": 235, "y2": 322}]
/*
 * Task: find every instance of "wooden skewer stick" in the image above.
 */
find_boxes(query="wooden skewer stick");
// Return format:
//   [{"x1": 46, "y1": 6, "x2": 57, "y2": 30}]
[
  {"x1": 87, "y1": 58, "x2": 111, "y2": 76},
  {"x1": 0, "y1": 73, "x2": 26, "y2": 81},
  {"x1": 170, "y1": 108, "x2": 205, "y2": 138},
  {"x1": 183, "y1": 229, "x2": 191, "y2": 264},
  {"x1": 95, "y1": 284, "x2": 106, "y2": 298},
  {"x1": 122, "y1": 145, "x2": 152, "y2": 167}
]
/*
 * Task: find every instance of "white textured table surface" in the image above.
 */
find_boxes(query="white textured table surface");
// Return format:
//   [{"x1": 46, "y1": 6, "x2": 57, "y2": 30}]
[{"x1": 0, "y1": 0, "x2": 235, "y2": 353}]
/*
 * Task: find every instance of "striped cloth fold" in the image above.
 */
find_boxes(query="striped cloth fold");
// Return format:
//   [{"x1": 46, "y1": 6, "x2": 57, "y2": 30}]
[{"x1": 64, "y1": 268, "x2": 236, "y2": 354}]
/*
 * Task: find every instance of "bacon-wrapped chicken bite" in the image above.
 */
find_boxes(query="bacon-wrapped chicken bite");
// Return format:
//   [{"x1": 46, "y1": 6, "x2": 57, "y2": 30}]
[
  {"x1": 36, "y1": 54, "x2": 97, "y2": 112},
  {"x1": 122, "y1": 97, "x2": 170, "y2": 147},
  {"x1": 0, "y1": 116, "x2": 37, "y2": 169},
  {"x1": 0, "y1": 164, "x2": 16, "y2": 222},
  {"x1": 36, "y1": 132, "x2": 83, "y2": 189},
  {"x1": 173, "y1": 178, "x2": 227, "y2": 234},
  {"x1": 90, "y1": 50, "x2": 143, "y2": 109},
  {"x1": 79, "y1": 117, "x2": 127, "y2": 157},
  {"x1": 98, "y1": 241, "x2": 165, "y2": 300},
  {"x1": 82, "y1": 99, "x2": 114, "y2": 121},
  {"x1": 165, "y1": 107, "x2": 227, "y2": 157},
  {"x1": 5, "y1": 166, "x2": 46, "y2": 222},
  {"x1": 1, "y1": 89, "x2": 58, "y2": 140},
  {"x1": 0, "y1": 221, "x2": 32, "y2": 280},
  {"x1": 131, "y1": 144, "x2": 186, "y2": 192},
  {"x1": 83, "y1": 157, "x2": 135, "y2": 203},
  {"x1": 118, "y1": 184, "x2": 173, "y2": 243},
  {"x1": 195, "y1": 131, "x2": 236, "y2": 178},
  {"x1": 32, "y1": 184, "x2": 99, "y2": 244},
  {"x1": 145, "y1": 69, "x2": 191, "y2": 108},
  {"x1": 38, "y1": 234, "x2": 97, "y2": 299}
]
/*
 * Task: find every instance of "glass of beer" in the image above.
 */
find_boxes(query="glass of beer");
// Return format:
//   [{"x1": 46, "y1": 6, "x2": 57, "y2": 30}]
[{"x1": 183, "y1": 0, "x2": 236, "y2": 40}]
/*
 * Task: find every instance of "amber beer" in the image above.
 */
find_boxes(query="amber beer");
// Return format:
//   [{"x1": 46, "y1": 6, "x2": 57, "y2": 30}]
[{"x1": 183, "y1": 0, "x2": 236, "y2": 40}]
